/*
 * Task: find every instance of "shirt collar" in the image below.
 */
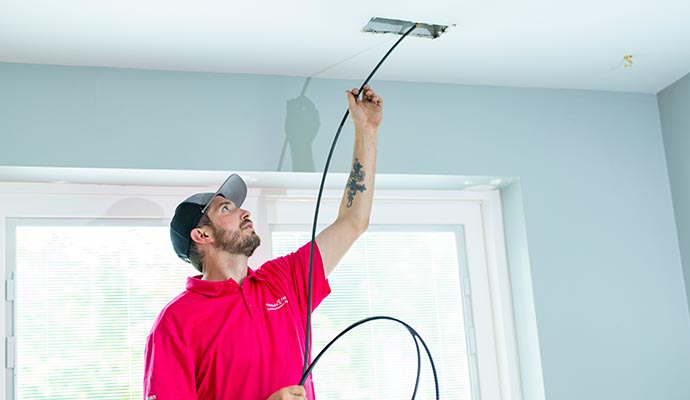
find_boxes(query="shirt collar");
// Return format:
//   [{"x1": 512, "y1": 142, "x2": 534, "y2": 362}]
[{"x1": 185, "y1": 267, "x2": 256, "y2": 296}]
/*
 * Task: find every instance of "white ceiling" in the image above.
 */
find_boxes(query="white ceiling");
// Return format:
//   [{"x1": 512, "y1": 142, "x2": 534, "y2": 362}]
[{"x1": 1, "y1": 0, "x2": 689, "y2": 94}]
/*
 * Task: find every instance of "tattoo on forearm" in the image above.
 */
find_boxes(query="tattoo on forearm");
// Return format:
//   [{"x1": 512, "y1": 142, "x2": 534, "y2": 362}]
[{"x1": 346, "y1": 158, "x2": 367, "y2": 208}]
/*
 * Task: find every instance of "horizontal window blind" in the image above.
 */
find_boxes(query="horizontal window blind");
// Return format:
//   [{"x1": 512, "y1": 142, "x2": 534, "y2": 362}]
[
  {"x1": 12, "y1": 225, "x2": 475, "y2": 399},
  {"x1": 14, "y1": 223, "x2": 196, "y2": 400},
  {"x1": 272, "y1": 229, "x2": 472, "y2": 400}
]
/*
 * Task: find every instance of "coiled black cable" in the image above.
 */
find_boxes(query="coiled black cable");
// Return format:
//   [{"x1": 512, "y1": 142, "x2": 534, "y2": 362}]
[
  {"x1": 299, "y1": 22, "x2": 440, "y2": 399},
  {"x1": 300, "y1": 316, "x2": 439, "y2": 400}
]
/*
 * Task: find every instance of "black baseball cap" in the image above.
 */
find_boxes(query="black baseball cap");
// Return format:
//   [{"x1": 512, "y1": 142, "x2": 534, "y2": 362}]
[{"x1": 170, "y1": 174, "x2": 247, "y2": 263}]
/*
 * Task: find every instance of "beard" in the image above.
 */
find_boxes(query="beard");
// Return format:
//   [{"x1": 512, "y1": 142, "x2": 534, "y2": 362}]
[{"x1": 211, "y1": 223, "x2": 261, "y2": 257}]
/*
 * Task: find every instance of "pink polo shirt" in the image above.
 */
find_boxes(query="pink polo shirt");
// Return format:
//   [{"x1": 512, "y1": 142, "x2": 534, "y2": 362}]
[{"x1": 144, "y1": 242, "x2": 331, "y2": 400}]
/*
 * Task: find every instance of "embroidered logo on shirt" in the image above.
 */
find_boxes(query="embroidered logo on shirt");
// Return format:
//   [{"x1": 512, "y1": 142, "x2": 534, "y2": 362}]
[
  {"x1": 146, "y1": 396, "x2": 157, "y2": 400},
  {"x1": 265, "y1": 296, "x2": 288, "y2": 311}
]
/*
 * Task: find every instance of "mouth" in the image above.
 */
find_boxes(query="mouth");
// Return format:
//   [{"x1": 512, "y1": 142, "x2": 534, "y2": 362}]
[{"x1": 241, "y1": 220, "x2": 254, "y2": 230}]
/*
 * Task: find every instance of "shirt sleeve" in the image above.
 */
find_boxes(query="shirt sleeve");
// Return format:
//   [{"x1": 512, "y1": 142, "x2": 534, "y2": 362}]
[
  {"x1": 143, "y1": 325, "x2": 196, "y2": 400},
  {"x1": 260, "y1": 241, "x2": 332, "y2": 313}
]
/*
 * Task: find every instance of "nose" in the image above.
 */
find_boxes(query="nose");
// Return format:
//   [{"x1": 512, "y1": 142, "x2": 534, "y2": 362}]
[{"x1": 240, "y1": 208, "x2": 251, "y2": 220}]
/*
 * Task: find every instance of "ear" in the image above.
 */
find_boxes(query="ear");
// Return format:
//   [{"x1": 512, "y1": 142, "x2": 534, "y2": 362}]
[{"x1": 190, "y1": 226, "x2": 214, "y2": 245}]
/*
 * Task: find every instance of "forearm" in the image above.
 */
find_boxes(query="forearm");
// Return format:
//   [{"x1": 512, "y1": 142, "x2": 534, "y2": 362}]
[
  {"x1": 338, "y1": 127, "x2": 378, "y2": 233},
  {"x1": 315, "y1": 85, "x2": 382, "y2": 275}
]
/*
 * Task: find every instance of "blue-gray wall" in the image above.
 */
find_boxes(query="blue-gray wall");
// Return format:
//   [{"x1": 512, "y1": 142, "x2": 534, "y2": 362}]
[
  {"x1": 659, "y1": 72, "x2": 690, "y2": 322},
  {"x1": 2, "y1": 63, "x2": 690, "y2": 400}
]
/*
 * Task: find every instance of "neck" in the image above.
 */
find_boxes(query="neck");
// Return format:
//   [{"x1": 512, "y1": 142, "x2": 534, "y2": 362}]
[{"x1": 201, "y1": 251, "x2": 249, "y2": 284}]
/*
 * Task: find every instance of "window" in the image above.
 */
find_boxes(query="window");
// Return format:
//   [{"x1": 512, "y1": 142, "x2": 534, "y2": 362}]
[
  {"x1": 265, "y1": 188, "x2": 521, "y2": 400},
  {"x1": 10, "y1": 221, "x2": 196, "y2": 399},
  {"x1": 1, "y1": 170, "x2": 520, "y2": 400},
  {"x1": 272, "y1": 229, "x2": 470, "y2": 399}
]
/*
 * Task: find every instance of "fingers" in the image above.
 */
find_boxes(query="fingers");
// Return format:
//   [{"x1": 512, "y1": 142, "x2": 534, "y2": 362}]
[
  {"x1": 346, "y1": 88, "x2": 359, "y2": 109},
  {"x1": 267, "y1": 385, "x2": 306, "y2": 400},
  {"x1": 289, "y1": 385, "x2": 306, "y2": 396},
  {"x1": 346, "y1": 85, "x2": 383, "y2": 107}
]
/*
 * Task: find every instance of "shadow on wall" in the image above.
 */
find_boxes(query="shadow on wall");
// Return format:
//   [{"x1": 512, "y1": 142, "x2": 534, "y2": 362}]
[
  {"x1": 99, "y1": 197, "x2": 167, "y2": 219},
  {"x1": 277, "y1": 77, "x2": 321, "y2": 172}
]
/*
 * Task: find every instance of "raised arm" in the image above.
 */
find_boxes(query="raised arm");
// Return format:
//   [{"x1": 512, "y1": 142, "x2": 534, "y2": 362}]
[{"x1": 316, "y1": 85, "x2": 382, "y2": 276}]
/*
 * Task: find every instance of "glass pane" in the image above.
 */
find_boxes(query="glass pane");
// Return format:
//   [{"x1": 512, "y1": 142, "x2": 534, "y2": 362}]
[
  {"x1": 272, "y1": 230, "x2": 472, "y2": 400},
  {"x1": 14, "y1": 223, "x2": 197, "y2": 400}
]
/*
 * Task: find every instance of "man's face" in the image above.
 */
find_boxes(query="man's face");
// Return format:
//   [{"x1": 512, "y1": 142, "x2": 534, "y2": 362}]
[{"x1": 205, "y1": 195, "x2": 261, "y2": 257}]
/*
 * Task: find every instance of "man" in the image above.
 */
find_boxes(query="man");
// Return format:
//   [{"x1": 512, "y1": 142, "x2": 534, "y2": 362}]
[{"x1": 144, "y1": 85, "x2": 382, "y2": 400}]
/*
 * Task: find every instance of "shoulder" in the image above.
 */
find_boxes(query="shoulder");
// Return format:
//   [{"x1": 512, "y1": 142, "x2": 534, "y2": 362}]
[
  {"x1": 149, "y1": 290, "x2": 198, "y2": 334},
  {"x1": 252, "y1": 242, "x2": 325, "y2": 302},
  {"x1": 255, "y1": 241, "x2": 321, "y2": 277}
]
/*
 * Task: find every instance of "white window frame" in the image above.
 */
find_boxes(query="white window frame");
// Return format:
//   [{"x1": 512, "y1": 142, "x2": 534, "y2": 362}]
[{"x1": 0, "y1": 168, "x2": 521, "y2": 400}]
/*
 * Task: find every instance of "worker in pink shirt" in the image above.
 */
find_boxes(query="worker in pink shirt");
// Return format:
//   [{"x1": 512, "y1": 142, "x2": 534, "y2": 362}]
[{"x1": 144, "y1": 85, "x2": 383, "y2": 400}]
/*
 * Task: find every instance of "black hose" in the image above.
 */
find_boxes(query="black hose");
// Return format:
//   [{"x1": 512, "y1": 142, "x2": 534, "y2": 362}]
[
  {"x1": 299, "y1": 316, "x2": 439, "y2": 400},
  {"x1": 302, "y1": 20, "x2": 418, "y2": 376},
  {"x1": 300, "y1": 22, "x2": 439, "y2": 399}
]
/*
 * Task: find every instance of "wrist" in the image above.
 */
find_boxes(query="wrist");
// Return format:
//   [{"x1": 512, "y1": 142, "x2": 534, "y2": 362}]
[{"x1": 354, "y1": 126, "x2": 379, "y2": 136}]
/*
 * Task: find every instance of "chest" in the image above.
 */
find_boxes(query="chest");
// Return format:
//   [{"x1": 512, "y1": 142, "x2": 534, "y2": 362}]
[{"x1": 189, "y1": 282, "x2": 306, "y2": 368}]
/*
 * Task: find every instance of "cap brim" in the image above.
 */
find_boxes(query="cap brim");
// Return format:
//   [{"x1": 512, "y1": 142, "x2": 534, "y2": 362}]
[{"x1": 202, "y1": 174, "x2": 247, "y2": 213}]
